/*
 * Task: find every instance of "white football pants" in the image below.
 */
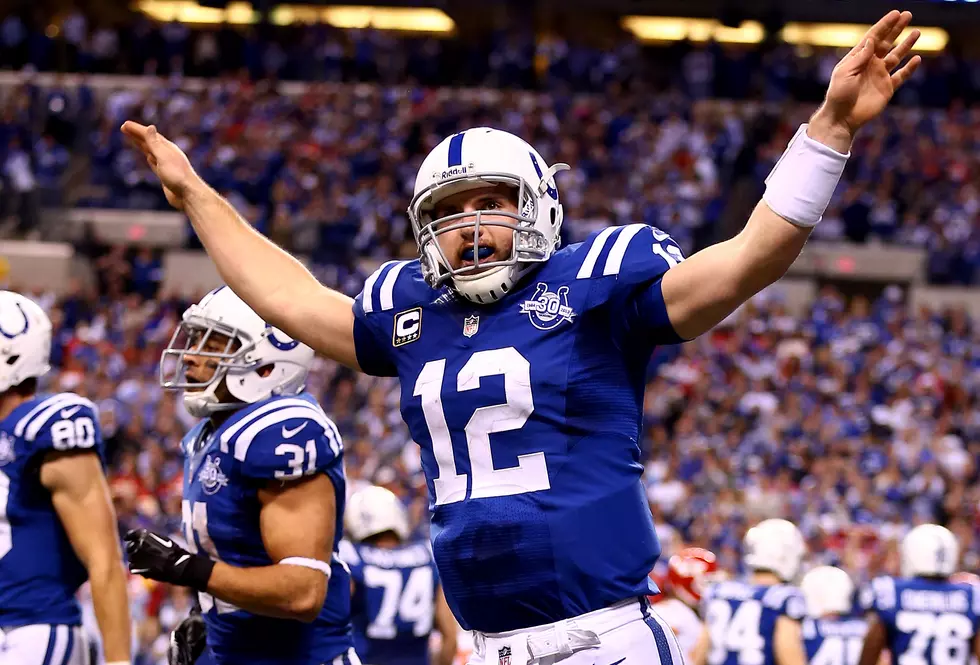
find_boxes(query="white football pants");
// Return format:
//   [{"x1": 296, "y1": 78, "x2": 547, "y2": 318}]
[
  {"x1": 0, "y1": 624, "x2": 88, "y2": 665},
  {"x1": 468, "y1": 598, "x2": 685, "y2": 665}
]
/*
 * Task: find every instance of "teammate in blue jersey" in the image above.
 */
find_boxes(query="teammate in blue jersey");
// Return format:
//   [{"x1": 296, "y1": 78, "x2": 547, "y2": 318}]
[
  {"x1": 692, "y1": 519, "x2": 808, "y2": 665},
  {"x1": 857, "y1": 524, "x2": 980, "y2": 665},
  {"x1": 122, "y1": 16, "x2": 922, "y2": 662},
  {"x1": 0, "y1": 291, "x2": 132, "y2": 665},
  {"x1": 800, "y1": 566, "x2": 867, "y2": 665},
  {"x1": 340, "y1": 486, "x2": 458, "y2": 665},
  {"x1": 122, "y1": 287, "x2": 357, "y2": 665}
]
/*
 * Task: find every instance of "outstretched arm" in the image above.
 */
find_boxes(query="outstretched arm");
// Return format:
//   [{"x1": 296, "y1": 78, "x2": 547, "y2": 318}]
[
  {"x1": 660, "y1": 10, "x2": 920, "y2": 340},
  {"x1": 120, "y1": 121, "x2": 359, "y2": 369}
]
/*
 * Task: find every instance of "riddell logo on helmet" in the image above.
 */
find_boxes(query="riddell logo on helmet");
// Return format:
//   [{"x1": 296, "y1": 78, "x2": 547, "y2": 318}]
[{"x1": 436, "y1": 164, "x2": 473, "y2": 179}]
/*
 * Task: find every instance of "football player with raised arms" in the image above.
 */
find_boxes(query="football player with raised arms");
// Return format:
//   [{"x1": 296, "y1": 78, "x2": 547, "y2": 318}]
[
  {"x1": 340, "y1": 486, "x2": 459, "y2": 665},
  {"x1": 800, "y1": 566, "x2": 867, "y2": 665},
  {"x1": 0, "y1": 291, "x2": 132, "y2": 665},
  {"x1": 692, "y1": 519, "x2": 809, "y2": 665},
  {"x1": 120, "y1": 12, "x2": 920, "y2": 664},
  {"x1": 857, "y1": 524, "x2": 980, "y2": 665},
  {"x1": 122, "y1": 287, "x2": 357, "y2": 665}
]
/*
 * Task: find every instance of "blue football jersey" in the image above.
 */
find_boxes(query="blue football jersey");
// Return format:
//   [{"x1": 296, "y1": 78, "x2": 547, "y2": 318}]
[
  {"x1": 863, "y1": 577, "x2": 980, "y2": 665},
  {"x1": 0, "y1": 392, "x2": 104, "y2": 628},
  {"x1": 352, "y1": 223, "x2": 686, "y2": 632},
  {"x1": 702, "y1": 581, "x2": 807, "y2": 665},
  {"x1": 179, "y1": 393, "x2": 353, "y2": 665},
  {"x1": 803, "y1": 617, "x2": 867, "y2": 665},
  {"x1": 340, "y1": 539, "x2": 438, "y2": 665}
]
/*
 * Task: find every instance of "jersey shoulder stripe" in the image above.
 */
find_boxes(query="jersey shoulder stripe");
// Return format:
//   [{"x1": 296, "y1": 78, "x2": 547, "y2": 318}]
[
  {"x1": 574, "y1": 224, "x2": 681, "y2": 281},
  {"x1": 575, "y1": 226, "x2": 619, "y2": 279},
  {"x1": 14, "y1": 393, "x2": 97, "y2": 441},
  {"x1": 362, "y1": 260, "x2": 414, "y2": 314},
  {"x1": 231, "y1": 404, "x2": 341, "y2": 463},
  {"x1": 601, "y1": 223, "x2": 647, "y2": 276},
  {"x1": 218, "y1": 397, "x2": 324, "y2": 452}
]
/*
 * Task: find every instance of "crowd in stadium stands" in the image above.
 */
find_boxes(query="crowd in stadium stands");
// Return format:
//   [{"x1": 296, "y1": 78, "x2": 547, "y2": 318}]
[
  {"x1": 3, "y1": 17, "x2": 980, "y2": 282},
  {"x1": 4, "y1": 236, "x2": 978, "y2": 660}
]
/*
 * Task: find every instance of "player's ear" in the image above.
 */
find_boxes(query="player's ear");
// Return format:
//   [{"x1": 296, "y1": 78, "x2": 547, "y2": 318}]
[{"x1": 256, "y1": 364, "x2": 274, "y2": 378}]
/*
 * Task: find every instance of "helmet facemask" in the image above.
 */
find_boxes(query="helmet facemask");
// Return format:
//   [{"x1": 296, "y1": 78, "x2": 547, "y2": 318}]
[
  {"x1": 160, "y1": 314, "x2": 261, "y2": 417},
  {"x1": 408, "y1": 172, "x2": 561, "y2": 302}
]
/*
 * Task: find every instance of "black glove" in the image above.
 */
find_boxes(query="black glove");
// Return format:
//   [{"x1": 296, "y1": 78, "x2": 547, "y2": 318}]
[
  {"x1": 124, "y1": 529, "x2": 215, "y2": 592},
  {"x1": 168, "y1": 610, "x2": 207, "y2": 665}
]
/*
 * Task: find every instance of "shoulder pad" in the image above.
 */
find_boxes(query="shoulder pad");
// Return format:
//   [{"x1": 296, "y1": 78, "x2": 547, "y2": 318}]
[
  {"x1": 356, "y1": 260, "x2": 421, "y2": 316},
  {"x1": 219, "y1": 396, "x2": 343, "y2": 481},
  {"x1": 13, "y1": 393, "x2": 102, "y2": 455},
  {"x1": 783, "y1": 587, "x2": 807, "y2": 620},
  {"x1": 867, "y1": 576, "x2": 897, "y2": 612},
  {"x1": 338, "y1": 539, "x2": 362, "y2": 571},
  {"x1": 571, "y1": 224, "x2": 685, "y2": 284}
]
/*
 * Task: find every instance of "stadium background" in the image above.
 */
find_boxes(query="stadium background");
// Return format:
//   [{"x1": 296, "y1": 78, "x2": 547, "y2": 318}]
[{"x1": 2, "y1": 0, "x2": 980, "y2": 661}]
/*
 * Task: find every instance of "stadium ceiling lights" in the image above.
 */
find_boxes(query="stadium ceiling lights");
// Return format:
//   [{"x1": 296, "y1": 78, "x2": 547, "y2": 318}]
[
  {"x1": 621, "y1": 17, "x2": 765, "y2": 44},
  {"x1": 780, "y1": 24, "x2": 948, "y2": 52},
  {"x1": 135, "y1": 1, "x2": 456, "y2": 32},
  {"x1": 622, "y1": 16, "x2": 949, "y2": 52}
]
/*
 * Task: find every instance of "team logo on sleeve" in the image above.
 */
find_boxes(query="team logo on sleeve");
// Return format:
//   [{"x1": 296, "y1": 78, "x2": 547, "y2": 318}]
[
  {"x1": 393, "y1": 307, "x2": 423, "y2": 347},
  {"x1": 0, "y1": 432, "x2": 15, "y2": 466},
  {"x1": 520, "y1": 283, "x2": 575, "y2": 331},
  {"x1": 498, "y1": 646, "x2": 512, "y2": 665},
  {"x1": 198, "y1": 455, "x2": 229, "y2": 495}
]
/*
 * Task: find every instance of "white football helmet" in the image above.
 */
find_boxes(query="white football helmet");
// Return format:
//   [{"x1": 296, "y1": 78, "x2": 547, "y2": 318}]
[
  {"x1": 800, "y1": 566, "x2": 854, "y2": 617},
  {"x1": 345, "y1": 486, "x2": 410, "y2": 542},
  {"x1": 0, "y1": 291, "x2": 52, "y2": 392},
  {"x1": 901, "y1": 524, "x2": 958, "y2": 578},
  {"x1": 160, "y1": 286, "x2": 314, "y2": 417},
  {"x1": 743, "y1": 518, "x2": 806, "y2": 582},
  {"x1": 408, "y1": 127, "x2": 569, "y2": 304}
]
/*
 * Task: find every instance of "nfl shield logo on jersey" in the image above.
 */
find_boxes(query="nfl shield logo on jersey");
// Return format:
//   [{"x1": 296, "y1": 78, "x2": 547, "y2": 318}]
[
  {"x1": 498, "y1": 646, "x2": 512, "y2": 665},
  {"x1": 520, "y1": 283, "x2": 575, "y2": 331},
  {"x1": 463, "y1": 315, "x2": 480, "y2": 337},
  {"x1": 198, "y1": 455, "x2": 229, "y2": 495}
]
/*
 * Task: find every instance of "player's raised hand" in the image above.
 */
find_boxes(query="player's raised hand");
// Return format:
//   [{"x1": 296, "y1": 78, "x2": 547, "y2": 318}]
[
  {"x1": 120, "y1": 121, "x2": 199, "y2": 210},
  {"x1": 818, "y1": 10, "x2": 921, "y2": 140}
]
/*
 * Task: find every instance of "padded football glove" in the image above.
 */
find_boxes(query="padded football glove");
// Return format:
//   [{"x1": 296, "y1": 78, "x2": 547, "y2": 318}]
[
  {"x1": 124, "y1": 529, "x2": 215, "y2": 592},
  {"x1": 168, "y1": 609, "x2": 208, "y2": 665}
]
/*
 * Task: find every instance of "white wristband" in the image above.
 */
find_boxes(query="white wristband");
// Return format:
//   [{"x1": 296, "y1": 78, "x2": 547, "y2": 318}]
[
  {"x1": 106, "y1": 661, "x2": 131, "y2": 665},
  {"x1": 279, "y1": 557, "x2": 332, "y2": 579},
  {"x1": 763, "y1": 123, "x2": 850, "y2": 228}
]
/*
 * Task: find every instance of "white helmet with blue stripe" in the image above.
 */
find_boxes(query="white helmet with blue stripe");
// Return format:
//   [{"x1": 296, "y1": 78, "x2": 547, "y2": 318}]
[
  {"x1": 901, "y1": 524, "x2": 958, "y2": 578},
  {"x1": 160, "y1": 286, "x2": 314, "y2": 417},
  {"x1": 0, "y1": 291, "x2": 52, "y2": 393},
  {"x1": 408, "y1": 127, "x2": 569, "y2": 304}
]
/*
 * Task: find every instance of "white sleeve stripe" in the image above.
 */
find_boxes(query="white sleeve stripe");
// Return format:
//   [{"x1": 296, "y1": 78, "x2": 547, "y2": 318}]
[
  {"x1": 378, "y1": 261, "x2": 410, "y2": 312},
  {"x1": 576, "y1": 226, "x2": 618, "y2": 279},
  {"x1": 361, "y1": 260, "x2": 400, "y2": 314},
  {"x1": 24, "y1": 396, "x2": 96, "y2": 441},
  {"x1": 218, "y1": 398, "x2": 323, "y2": 452},
  {"x1": 602, "y1": 223, "x2": 647, "y2": 276},
  {"x1": 13, "y1": 394, "x2": 74, "y2": 437},
  {"x1": 322, "y1": 418, "x2": 344, "y2": 457},
  {"x1": 234, "y1": 407, "x2": 338, "y2": 461}
]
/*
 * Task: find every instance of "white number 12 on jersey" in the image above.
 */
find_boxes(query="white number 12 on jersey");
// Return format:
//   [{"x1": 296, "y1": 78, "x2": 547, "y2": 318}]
[{"x1": 414, "y1": 347, "x2": 550, "y2": 506}]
